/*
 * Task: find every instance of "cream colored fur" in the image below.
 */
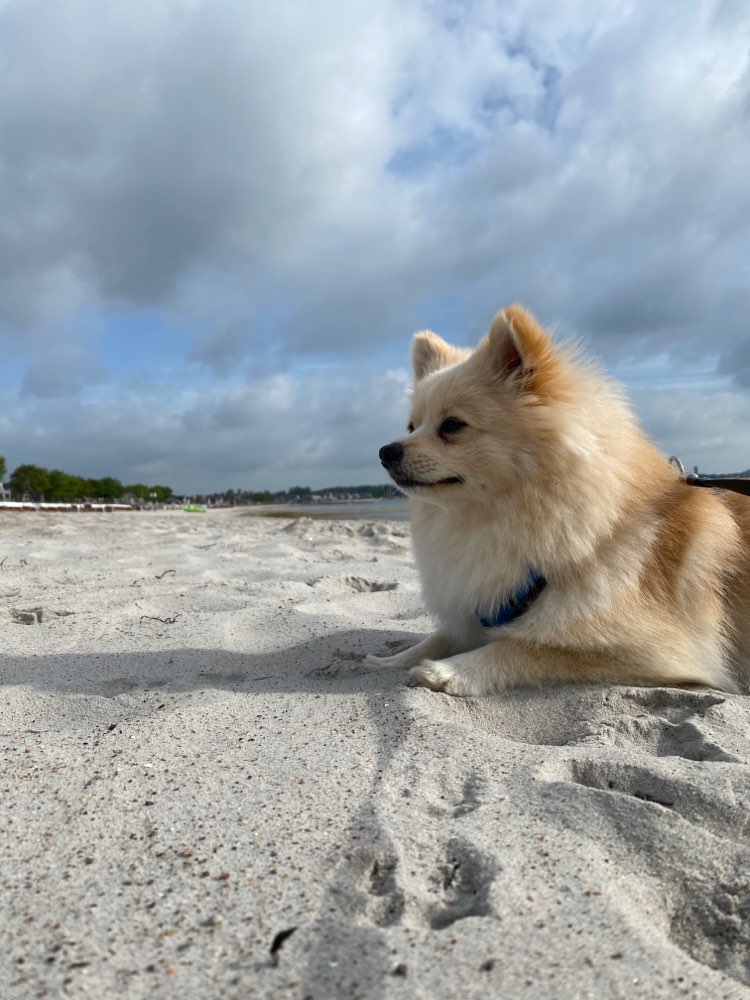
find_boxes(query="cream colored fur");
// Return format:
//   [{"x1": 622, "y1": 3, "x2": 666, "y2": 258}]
[{"x1": 367, "y1": 305, "x2": 750, "y2": 697}]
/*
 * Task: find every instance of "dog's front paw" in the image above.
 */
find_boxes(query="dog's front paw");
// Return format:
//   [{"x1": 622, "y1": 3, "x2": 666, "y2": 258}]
[{"x1": 408, "y1": 659, "x2": 470, "y2": 696}]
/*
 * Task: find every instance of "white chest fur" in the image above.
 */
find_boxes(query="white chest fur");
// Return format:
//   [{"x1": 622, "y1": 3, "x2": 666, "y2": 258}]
[{"x1": 409, "y1": 499, "x2": 530, "y2": 628}]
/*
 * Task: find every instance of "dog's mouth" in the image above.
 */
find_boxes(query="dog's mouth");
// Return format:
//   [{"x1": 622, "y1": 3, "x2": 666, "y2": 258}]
[{"x1": 391, "y1": 475, "x2": 464, "y2": 490}]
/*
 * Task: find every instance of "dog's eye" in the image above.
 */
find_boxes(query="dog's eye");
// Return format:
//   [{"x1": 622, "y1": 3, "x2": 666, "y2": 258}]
[
  {"x1": 407, "y1": 421, "x2": 415, "y2": 433},
  {"x1": 439, "y1": 417, "x2": 467, "y2": 437}
]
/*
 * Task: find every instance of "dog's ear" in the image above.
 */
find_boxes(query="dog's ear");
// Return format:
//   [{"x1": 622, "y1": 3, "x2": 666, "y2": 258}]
[
  {"x1": 412, "y1": 331, "x2": 467, "y2": 381},
  {"x1": 483, "y1": 305, "x2": 551, "y2": 383}
]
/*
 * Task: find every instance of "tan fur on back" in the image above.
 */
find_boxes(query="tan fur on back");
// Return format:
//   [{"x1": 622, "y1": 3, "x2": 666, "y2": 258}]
[{"x1": 369, "y1": 305, "x2": 750, "y2": 696}]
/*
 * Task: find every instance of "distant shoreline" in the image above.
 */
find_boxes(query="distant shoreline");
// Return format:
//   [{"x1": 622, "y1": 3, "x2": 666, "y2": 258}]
[{"x1": 244, "y1": 499, "x2": 409, "y2": 521}]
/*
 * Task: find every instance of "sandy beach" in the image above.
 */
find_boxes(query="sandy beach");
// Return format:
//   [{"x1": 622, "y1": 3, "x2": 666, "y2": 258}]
[{"x1": 2, "y1": 508, "x2": 749, "y2": 1000}]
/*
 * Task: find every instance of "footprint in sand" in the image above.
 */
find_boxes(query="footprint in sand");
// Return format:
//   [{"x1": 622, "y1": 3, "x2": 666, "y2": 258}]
[
  {"x1": 669, "y1": 875, "x2": 750, "y2": 986},
  {"x1": 328, "y1": 834, "x2": 497, "y2": 934},
  {"x1": 310, "y1": 575, "x2": 398, "y2": 593},
  {"x1": 592, "y1": 687, "x2": 740, "y2": 762},
  {"x1": 451, "y1": 772, "x2": 486, "y2": 818},
  {"x1": 540, "y1": 757, "x2": 749, "y2": 845},
  {"x1": 416, "y1": 685, "x2": 742, "y2": 763},
  {"x1": 535, "y1": 742, "x2": 750, "y2": 987},
  {"x1": 11, "y1": 606, "x2": 74, "y2": 624},
  {"x1": 426, "y1": 838, "x2": 496, "y2": 930},
  {"x1": 329, "y1": 844, "x2": 405, "y2": 928}
]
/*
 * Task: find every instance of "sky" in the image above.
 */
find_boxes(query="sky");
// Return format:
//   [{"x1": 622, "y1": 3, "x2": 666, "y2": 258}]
[{"x1": 1, "y1": 0, "x2": 749, "y2": 493}]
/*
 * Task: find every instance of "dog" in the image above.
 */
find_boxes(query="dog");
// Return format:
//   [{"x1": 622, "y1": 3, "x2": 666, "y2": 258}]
[{"x1": 367, "y1": 304, "x2": 750, "y2": 697}]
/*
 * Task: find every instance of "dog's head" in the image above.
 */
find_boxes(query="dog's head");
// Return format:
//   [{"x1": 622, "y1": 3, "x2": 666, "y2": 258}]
[{"x1": 379, "y1": 305, "x2": 573, "y2": 500}]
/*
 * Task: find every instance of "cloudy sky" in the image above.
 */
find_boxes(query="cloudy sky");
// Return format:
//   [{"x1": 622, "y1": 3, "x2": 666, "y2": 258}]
[{"x1": 1, "y1": 0, "x2": 749, "y2": 493}]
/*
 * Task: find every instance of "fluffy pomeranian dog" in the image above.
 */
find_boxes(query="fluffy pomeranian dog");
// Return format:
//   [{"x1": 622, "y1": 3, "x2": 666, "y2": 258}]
[{"x1": 368, "y1": 305, "x2": 750, "y2": 697}]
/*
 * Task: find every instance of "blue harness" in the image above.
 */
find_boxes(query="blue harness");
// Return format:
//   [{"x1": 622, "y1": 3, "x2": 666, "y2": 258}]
[{"x1": 476, "y1": 572, "x2": 547, "y2": 629}]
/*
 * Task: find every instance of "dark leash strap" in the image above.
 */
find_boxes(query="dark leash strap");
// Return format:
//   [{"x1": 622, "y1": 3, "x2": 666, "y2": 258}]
[{"x1": 686, "y1": 476, "x2": 750, "y2": 497}]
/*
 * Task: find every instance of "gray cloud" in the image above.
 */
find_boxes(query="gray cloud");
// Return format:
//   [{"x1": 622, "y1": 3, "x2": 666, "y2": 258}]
[
  {"x1": 632, "y1": 382, "x2": 750, "y2": 475},
  {"x1": 720, "y1": 339, "x2": 750, "y2": 389},
  {"x1": 0, "y1": 367, "x2": 409, "y2": 492},
  {"x1": 22, "y1": 343, "x2": 106, "y2": 399}
]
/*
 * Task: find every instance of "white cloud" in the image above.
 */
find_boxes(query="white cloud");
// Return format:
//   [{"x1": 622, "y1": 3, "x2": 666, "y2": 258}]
[
  {"x1": 0, "y1": 366, "x2": 410, "y2": 492},
  {"x1": 634, "y1": 384, "x2": 750, "y2": 475}
]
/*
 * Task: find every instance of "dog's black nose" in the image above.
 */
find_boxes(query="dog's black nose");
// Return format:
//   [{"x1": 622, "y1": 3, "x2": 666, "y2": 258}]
[{"x1": 379, "y1": 442, "x2": 404, "y2": 468}]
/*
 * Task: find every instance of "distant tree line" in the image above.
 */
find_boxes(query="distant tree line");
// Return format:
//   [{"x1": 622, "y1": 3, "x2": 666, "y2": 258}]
[
  {"x1": 319, "y1": 484, "x2": 397, "y2": 498},
  {"x1": 0, "y1": 456, "x2": 172, "y2": 503},
  {"x1": 700, "y1": 469, "x2": 750, "y2": 479},
  {"x1": 192, "y1": 484, "x2": 400, "y2": 506},
  {"x1": 239, "y1": 483, "x2": 399, "y2": 503},
  {"x1": 0, "y1": 453, "x2": 396, "y2": 505}
]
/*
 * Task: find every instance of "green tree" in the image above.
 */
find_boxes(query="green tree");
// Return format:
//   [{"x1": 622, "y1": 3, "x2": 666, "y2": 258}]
[
  {"x1": 10, "y1": 464, "x2": 51, "y2": 498},
  {"x1": 124, "y1": 483, "x2": 149, "y2": 501},
  {"x1": 74, "y1": 477, "x2": 94, "y2": 499},
  {"x1": 89, "y1": 477, "x2": 124, "y2": 500},
  {"x1": 47, "y1": 469, "x2": 81, "y2": 502},
  {"x1": 149, "y1": 484, "x2": 173, "y2": 502},
  {"x1": 0, "y1": 455, "x2": 6, "y2": 482}
]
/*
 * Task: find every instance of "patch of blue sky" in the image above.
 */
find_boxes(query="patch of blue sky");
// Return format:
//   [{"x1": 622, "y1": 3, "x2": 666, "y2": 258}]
[
  {"x1": 95, "y1": 310, "x2": 259, "y2": 393},
  {"x1": 532, "y1": 72, "x2": 563, "y2": 134},
  {"x1": 613, "y1": 354, "x2": 729, "y2": 393},
  {"x1": 414, "y1": 291, "x2": 470, "y2": 338},
  {"x1": 97, "y1": 309, "x2": 191, "y2": 381},
  {"x1": 477, "y1": 88, "x2": 521, "y2": 127},
  {"x1": 386, "y1": 125, "x2": 483, "y2": 178},
  {"x1": 0, "y1": 358, "x2": 28, "y2": 393},
  {"x1": 438, "y1": 1, "x2": 466, "y2": 34},
  {"x1": 502, "y1": 36, "x2": 563, "y2": 134},
  {"x1": 285, "y1": 338, "x2": 403, "y2": 381}
]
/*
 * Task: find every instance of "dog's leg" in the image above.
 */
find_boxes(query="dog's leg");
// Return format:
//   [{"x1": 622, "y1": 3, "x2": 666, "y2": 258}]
[
  {"x1": 365, "y1": 628, "x2": 479, "y2": 671},
  {"x1": 409, "y1": 648, "x2": 507, "y2": 695},
  {"x1": 408, "y1": 637, "x2": 693, "y2": 696}
]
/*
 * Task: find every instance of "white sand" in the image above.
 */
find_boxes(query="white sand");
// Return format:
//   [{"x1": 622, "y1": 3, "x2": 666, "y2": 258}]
[{"x1": 1, "y1": 508, "x2": 749, "y2": 999}]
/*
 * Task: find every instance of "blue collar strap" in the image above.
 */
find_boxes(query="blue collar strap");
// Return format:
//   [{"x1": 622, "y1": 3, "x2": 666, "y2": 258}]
[{"x1": 476, "y1": 572, "x2": 547, "y2": 629}]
